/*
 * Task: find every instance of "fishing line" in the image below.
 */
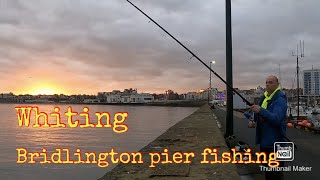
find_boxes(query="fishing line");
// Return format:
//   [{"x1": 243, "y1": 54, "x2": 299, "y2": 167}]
[{"x1": 126, "y1": 0, "x2": 253, "y2": 106}]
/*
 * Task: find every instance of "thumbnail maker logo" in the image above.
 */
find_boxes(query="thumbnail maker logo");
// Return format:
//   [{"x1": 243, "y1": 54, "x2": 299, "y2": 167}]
[{"x1": 274, "y1": 142, "x2": 294, "y2": 161}]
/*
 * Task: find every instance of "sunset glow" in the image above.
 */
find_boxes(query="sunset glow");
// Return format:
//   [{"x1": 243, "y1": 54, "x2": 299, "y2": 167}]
[
  {"x1": 31, "y1": 89, "x2": 56, "y2": 95},
  {"x1": 28, "y1": 82, "x2": 62, "y2": 95},
  {"x1": 1, "y1": 0, "x2": 319, "y2": 96}
]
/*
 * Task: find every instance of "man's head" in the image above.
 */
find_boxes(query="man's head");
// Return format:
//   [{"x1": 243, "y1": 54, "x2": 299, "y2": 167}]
[{"x1": 265, "y1": 75, "x2": 279, "y2": 94}]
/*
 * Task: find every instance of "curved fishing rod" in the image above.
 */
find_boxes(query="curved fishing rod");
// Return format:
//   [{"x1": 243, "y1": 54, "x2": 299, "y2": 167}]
[{"x1": 126, "y1": 0, "x2": 253, "y2": 106}]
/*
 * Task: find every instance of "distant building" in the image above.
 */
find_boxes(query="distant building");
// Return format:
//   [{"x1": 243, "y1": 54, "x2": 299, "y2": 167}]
[
  {"x1": 186, "y1": 92, "x2": 196, "y2": 100},
  {"x1": 255, "y1": 86, "x2": 264, "y2": 94},
  {"x1": 210, "y1": 88, "x2": 218, "y2": 100},
  {"x1": 107, "y1": 93, "x2": 121, "y2": 103},
  {"x1": 199, "y1": 89, "x2": 209, "y2": 100},
  {"x1": 303, "y1": 69, "x2": 320, "y2": 96},
  {"x1": 233, "y1": 93, "x2": 248, "y2": 109},
  {"x1": 34, "y1": 99, "x2": 49, "y2": 103},
  {"x1": 39, "y1": 95, "x2": 54, "y2": 99},
  {"x1": 121, "y1": 95, "x2": 131, "y2": 103},
  {"x1": 0, "y1": 92, "x2": 15, "y2": 99},
  {"x1": 185, "y1": 89, "x2": 218, "y2": 101},
  {"x1": 99, "y1": 89, "x2": 154, "y2": 103},
  {"x1": 83, "y1": 99, "x2": 101, "y2": 103},
  {"x1": 134, "y1": 93, "x2": 154, "y2": 103}
]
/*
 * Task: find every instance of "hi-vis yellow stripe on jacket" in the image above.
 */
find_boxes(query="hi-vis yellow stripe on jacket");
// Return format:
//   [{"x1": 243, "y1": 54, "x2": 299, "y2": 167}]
[{"x1": 261, "y1": 86, "x2": 281, "y2": 109}]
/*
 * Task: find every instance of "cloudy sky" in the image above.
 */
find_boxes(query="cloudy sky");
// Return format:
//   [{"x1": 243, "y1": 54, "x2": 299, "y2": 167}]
[{"x1": 0, "y1": 0, "x2": 319, "y2": 95}]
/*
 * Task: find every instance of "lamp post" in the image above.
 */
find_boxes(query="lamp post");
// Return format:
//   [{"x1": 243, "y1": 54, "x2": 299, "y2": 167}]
[
  {"x1": 226, "y1": 0, "x2": 234, "y2": 136},
  {"x1": 208, "y1": 61, "x2": 216, "y2": 103}
]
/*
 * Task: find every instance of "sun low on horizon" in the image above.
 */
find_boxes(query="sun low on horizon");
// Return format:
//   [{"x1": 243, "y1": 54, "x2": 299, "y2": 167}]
[
  {"x1": 31, "y1": 89, "x2": 57, "y2": 95},
  {"x1": 12, "y1": 78, "x2": 102, "y2": 95},
  {"x1": 26, "y1": 82, "x2": 66, "y2": 95}
]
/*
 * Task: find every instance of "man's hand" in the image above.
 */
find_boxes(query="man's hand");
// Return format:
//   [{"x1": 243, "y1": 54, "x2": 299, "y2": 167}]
[
  {"x1": 248, "y1": 120, "x2": 256, "y2": 128},
  {"x1": 250, "y1": 105, "x2": 261, "y2": 113}
]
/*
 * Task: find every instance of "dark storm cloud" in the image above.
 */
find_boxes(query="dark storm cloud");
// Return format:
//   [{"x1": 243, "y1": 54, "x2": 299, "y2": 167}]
[{"x1": 0, "y1": 0, "x2": 319, "y2": 94}]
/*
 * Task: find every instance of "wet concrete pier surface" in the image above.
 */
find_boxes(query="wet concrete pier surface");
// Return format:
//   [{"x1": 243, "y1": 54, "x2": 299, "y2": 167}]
[
  {"x1": 213, "y1": 106, "x2": 320, "y2": 180},
  {"x1": 98, "y1": 104, "x2": 240, "y2": 180}
]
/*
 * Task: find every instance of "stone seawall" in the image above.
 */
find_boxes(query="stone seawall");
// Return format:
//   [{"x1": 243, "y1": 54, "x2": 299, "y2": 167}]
[{"x1": 98, "y1": 104, "x2": 240, "y2": 180}]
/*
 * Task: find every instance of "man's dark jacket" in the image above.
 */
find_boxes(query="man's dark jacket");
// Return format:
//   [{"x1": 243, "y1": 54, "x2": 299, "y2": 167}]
[{"x1": 254, "y1": 90, "x2": 288, "y2": 148}]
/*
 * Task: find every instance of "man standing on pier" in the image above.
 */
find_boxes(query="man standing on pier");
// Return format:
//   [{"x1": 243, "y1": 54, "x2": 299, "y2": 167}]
[{"x1": 248, "y1": 75, "x2": 288, "y2": 180}]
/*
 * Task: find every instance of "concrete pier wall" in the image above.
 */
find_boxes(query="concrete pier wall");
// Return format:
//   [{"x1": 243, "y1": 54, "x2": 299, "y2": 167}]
[{"x1": 98, "y1": 104, "x2": 240, "y2": 180}]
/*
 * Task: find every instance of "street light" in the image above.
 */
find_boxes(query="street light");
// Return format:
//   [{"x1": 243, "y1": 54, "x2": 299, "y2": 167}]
[{"x1": 208, "y1": 60, "x2": 216, "y2": 103}]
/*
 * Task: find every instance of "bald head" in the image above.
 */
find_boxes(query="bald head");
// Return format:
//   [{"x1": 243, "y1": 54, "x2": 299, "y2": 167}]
[
  {"x1": 268, "y1": 75, "x2": 279, "y2": 83},
  {"x1": 266, "y1": 75, "x2": 279, "y2": 94}
]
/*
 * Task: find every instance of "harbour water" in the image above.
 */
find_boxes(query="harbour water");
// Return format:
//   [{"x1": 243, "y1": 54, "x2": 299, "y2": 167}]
[{"x1": 0, "y1": 104, "x2": 198, "y2": 180}]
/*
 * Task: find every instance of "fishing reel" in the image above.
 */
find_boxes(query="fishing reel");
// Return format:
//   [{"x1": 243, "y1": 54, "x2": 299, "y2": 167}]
[{"x1": 244, "y1": 111, "x2": 256, "y2": 128}]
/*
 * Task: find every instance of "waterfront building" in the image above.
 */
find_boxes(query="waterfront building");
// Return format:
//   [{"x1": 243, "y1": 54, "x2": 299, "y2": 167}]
[
  {"x1": 303, "y1": 69, "x2": 320, "y2": 96},
  {"x1": 99, "y1": 89, "x2": 154, "y2": 103},
  {"x1": 83, "y1": 99, "x2": 101, "y2": 103},
  {"x1": 186, "y1": 92, "x2": 196, "y2": 100},
  {"x1": 0, "y1": 92, "x2": 15, "y2": 99}
]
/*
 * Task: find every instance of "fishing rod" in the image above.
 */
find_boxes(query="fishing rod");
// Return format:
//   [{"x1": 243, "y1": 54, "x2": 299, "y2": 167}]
[{"x1": 126, "y1": 0, "x2": 253, "y2": 106}]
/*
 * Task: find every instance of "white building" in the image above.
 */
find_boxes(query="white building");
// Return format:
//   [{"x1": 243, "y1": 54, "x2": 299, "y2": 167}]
[
  {"x1": 83, "y1": 99, "x2": 101, "y2": 103},
  {"x1": 210, "y1": 88, "x2": 219, "y2": 100},
  {"x1": 100, "y1": 89, "x2": 154, "y2": 103},
  {"x1": 233, "y1": 93, "x2": 248, "y2": 109},
  {"x1": 197, "y1": 90, "x2": 210, "y2": 100},
  {"x1": 303, "y1": 69, "x2": 320, "y2": 96},
  {"x1": 255, "y1": 86, "x2": 264, "y2": 94},
  {"x1": 186, "y1": 89, "x2": 212, "y2": 101},
  {"x1": 121, "y1": 95, "x2": 131, "y2": 103},
  {"x1": 186, "y1": 92, "x2": 196, "y2": 100},
  {"x1": 107, "y1": 94, "x2": 121, "y2": 103},
  {"x1": 135, "y1": 93, "x2": 154, "y2": 103}
]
